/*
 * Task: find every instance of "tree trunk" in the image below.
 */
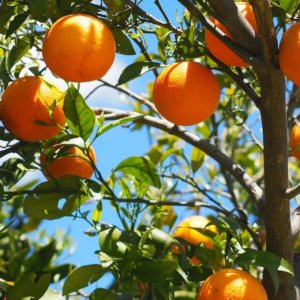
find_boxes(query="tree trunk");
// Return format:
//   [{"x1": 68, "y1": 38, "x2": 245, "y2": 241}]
[{"x1": 259, "y1": 69, "x2": 295, "y2": 300}]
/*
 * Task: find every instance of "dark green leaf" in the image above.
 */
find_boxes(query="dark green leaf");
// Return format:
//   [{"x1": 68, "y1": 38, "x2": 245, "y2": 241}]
[
  {"x1": 114, "y1": 156, "x2": 161, "y2": 188},
  {"x1": 118, "y1": 61, "x2": 161, "y2": 85},
  {"x1": 7, "y1": 273, "x2": 51, "y2": 300},
  {"x1": 90, "y1": 288, "x2": 114, "y2": 300},
  {"x1": 63, "y1": 265, "x2": 106, "y2": 295},
  {"x1": 26, "y1": 0, "x2": 48, "y2": 22},
  {"x1": 7, "y1": 39, "x2": 30, "y2": 70},
  {"x1": 113, "y1": 29, "x2": 136, "y2": 55},
  {"x1": 133, "y1": 259, "x2": 177, "y2": 283},
  {"x1": 5, "y1": 11, "x2": 29, "y2": 38},
  {"x1": 103, "y1": 0, "x2": 125, "y2": 14},
  {"x1": 63, "y1": 85, "x2": 95, "y2": 141}
]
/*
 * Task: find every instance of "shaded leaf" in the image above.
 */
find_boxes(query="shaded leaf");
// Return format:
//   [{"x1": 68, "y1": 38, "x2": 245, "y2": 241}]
[
  {"x1": 118, "y1": 61, "x2": 161, "y2": 85},
  {"x1": 23, "y1": 177, "x2": 88, "y2": 219},
  {"x1": 63, "y1": 265, "x2": 106, "y2": 295},
  {"x1": 7, "y1": 273, "x2": 51, "y2": 300},
  {"x1": 113, "y1": 29, "x2": 136, "y2": 55},
  {"x1": 90, "y1": 288, "x2": 114, "y2": 300}
]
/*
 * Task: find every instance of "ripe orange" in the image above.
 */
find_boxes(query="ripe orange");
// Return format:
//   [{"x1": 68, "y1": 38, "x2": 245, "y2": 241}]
[
  {"x1": 205, "y1": 2, "x2": 258, "y2": 67},
  {"x1": 279, "y1": 22, "x2": 300, "y2": 86},
  {"x1": 153, "y1": 61, "x2": 220, "y2": 126},
  {"x1": 42, "y1": 14, "x2": 116, "y2": 82},
  {"x1": 41, "y1": 145, "x2": 96, "y2": 179},
  {"x1": 197, "y1": 268, "x2": 267, "y2": 300},
  {"x1": 173, "y1": 215, "x2": 218, "y2": 264},
  {"x1": 0, "y1": 76, "x2": 65, "y2": 141},
  {"x1": 290, "y1": 124, "x2": 300, "y2": 160}
]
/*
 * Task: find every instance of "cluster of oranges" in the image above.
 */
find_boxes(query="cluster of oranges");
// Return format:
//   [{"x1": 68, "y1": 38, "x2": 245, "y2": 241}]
[
  {"x1": 0, "y1": 14, "x2": 116, "y2": 180},
  {"x1": 172, "y1": 215, "x2": 268, "y2": 299}
]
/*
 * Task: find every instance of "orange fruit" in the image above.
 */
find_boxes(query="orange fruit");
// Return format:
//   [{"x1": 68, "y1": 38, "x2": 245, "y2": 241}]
[
  {"x1": 153, "y1": 61, "x2": 220, "y2": 126},
  {"x1": 290, "y1": 124, "x2": 300, "y2": 160},
  {"x1": 41, "y1": 145, "x2": 96, "y2": 179},
  {"x1": 173, "y1": 215, "x2": 218, "y2": 264},
  {"x1": 0, "y1": 76, "x2": 65, "y2": 141},
  {"x1": 279, "y1": 22, "x2": 300, "y2": 86},
  {"x1": 205, "y1": 2, "x2": 258, "y2": 67},
  {"x1": 197, "y1": 268, "x2": 267, "y2": 300},
  {"x1": 42, "y1": 14, "x2": 116, "y2": 82}
]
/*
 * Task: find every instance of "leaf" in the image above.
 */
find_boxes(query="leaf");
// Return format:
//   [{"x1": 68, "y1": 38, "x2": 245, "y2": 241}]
[
  {"x1": 234, "y1": 248, "x2": 294, "y2": 293},
  {"x1": 5, "y1": 11, "x2": 29, "y2": 38},
  {"x1": 133, "y1": 259, "x2": 177, "y2": 283},
  {"x1": 113, "y1": 29, "x2": 136, "y2": 55},
  {"x1": 279, "y1": 0, "x2": 298, "y2": 13},
  {"x1": 118, "y1": 61, "x2": 161, "y2": 85},
  {"x1": 103, "y1": 0, "x2": 125, "y2": 14},
  {"x1": 63, "y1": 265, "x2": 106, "y2": 295},
  {"x1": 90, "y1": 288, "x2": 114, "y2": 300},
  {"x1": 63, "y1": 85, "x2": 95, "y2": 141},
  {"x1": 23, "y1": 177, "x2": 88, "y2": 220},
  {"x1": 7, "y1": 39, "x2": 30, "y2": 70},
  {"x1": 97, "y1": 115, "x2": 141, "y2": 136},
  {"x1": 114, "y1": 156, "x2": 161, "y2": 188},
  {"x1": 26, "y1": 0, "x2": 48, "y2": 22},
  {"x1": 191, "y1": 147, "x2": 205, "y2": 173},
  {"x1": 92, "y1": 200, "x2": 103, "y2": 225},
  {"x1": 7, "y1": 273, "x2": 51, "y2": 300}
]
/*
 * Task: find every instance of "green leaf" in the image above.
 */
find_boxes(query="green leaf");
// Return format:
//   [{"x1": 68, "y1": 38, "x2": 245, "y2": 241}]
[
  {"x1": 26, "y1": 0, "x2": 48, "y2": 22},
  {"x1": 7, "y1": 273, "x2": 51, "y2": 300},
  {"x1": 98, "y1": 115, "x2": 141, "y2": 136},
  {"x1": 5, "y1": 11, "x2": 29, "y2": 38},
  {"x1": 118, "y1": 61, "x2": 161, "y2": 85},
  {"x1": 113, "y1": 29, "x2": 136, "y2": 55},
  {"x1": 103, "y1": 0, "x2": 125, "y2": 14},
  {"x1": 114, "y1": 156, "x2": 161, "y2": 188},
  {"x1": 63, "y1": 85, "x2": 95, "y2": 141},
  {"x1": 90, "y1": 288, "x2": 114, "y2": 300},
  {"x1": 279, "y1": 0, "x2": 298, "y2": 13},
  {"x1": 7, "y1": 39, "x2": 30, "y2": 70},
  {"x1": 191, "y1": 147, "x2": 205, "y2": 173},
  {"x1": 133, "y1": 259, "x2": 177, "y2": 283},
  {"x1": 92, "y1": 200, "x2": 103, "y2": 225},
  {"x1": 235, "y1": 248, "x2": 294, "y2": 293},
  {"x1": 23, "y1": 177, "x2": 88, "y2": 219},
  {"x1": 63, "y1": 265, "x2": 106, "y2": 295}
]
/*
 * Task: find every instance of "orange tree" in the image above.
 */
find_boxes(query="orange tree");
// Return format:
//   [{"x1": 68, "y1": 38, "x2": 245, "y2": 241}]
[{"x1": 0, "y1": 0, "x2": 300, "y2": 299}]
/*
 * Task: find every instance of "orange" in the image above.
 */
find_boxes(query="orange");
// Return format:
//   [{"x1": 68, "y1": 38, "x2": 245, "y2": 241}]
[
  {"x1": 205, "y1": 2, "x2": 258, "y2": 67},
  {"x1": 197, "y1": 268, "x2": 267, "y2": 300},
  {"x1": 290, "y1": 124, "x2": 300, "y2": 160},
  {"x1": 173, "y1": 215, "x2": 218, "y2": 264},
  {"x1": 153, "y1": 61, "x2": 220, "y2": 126},
  {"x1": 279, "y1": 22, "x2": 300, "y2": 86},
  {"x1": 0, "y1": 76, "x2": 65, "y2": 141},
  {"x1": 42, "y1": 14, "x2": 116, "y2": 82},
  {"x1": 41, "y1": 145, "x2": 96, "y2": 179}
]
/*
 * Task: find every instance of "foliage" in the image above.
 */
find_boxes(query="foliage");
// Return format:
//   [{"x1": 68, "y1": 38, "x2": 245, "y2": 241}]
[{"x1": 0, "y1": 0, "x2": 299, "y2": 299}]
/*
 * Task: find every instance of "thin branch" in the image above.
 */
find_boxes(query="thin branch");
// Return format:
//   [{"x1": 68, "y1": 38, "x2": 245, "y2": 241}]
[
  {"x1": 286, "y1": 184, "x2": 300, "y2": 200},
  {"x1": 92, "y1": 106, "x2": 264, "y2": 207},
  {"x1": 98, "y1": 79, "x2": 157, "y2": 112}
]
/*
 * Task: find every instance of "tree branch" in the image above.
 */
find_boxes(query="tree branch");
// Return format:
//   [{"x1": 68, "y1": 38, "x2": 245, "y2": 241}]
[
  {"x1": 178, "y1": 0, "x2": 262, "y2": 66},
  {"x1": 286, "y1": 184, "x2": 300, "y2": 200},
  {"x1": 92, "y1": 106, "x2": 264, "y2": 208}
]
